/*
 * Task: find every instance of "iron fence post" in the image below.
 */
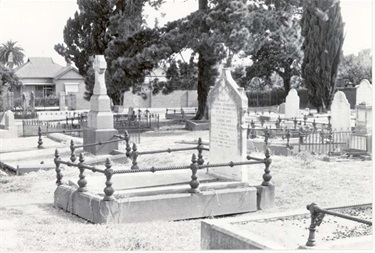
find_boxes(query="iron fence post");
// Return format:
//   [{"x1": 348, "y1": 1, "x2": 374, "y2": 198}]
[
  {"x1": 327, "y1": 115, "x2": 331, "y2": 131},
  {"x1": 294, "y1": 118, "x2": 297, "y2": 129},
  {"x1": 264, "y1": 127, "x2": 270, "y2": 146},
  {"x1": 124, "y1": 130, "x2": 132, "y2": 158},
  {"x1": 77, "y1": 153, "x2": 87, "y2": 192},
  {"x1": 189, "y1": 154, "x2": 200, "y2": 193},
  {"x1": 37, "y1": 126, "x2": 43, "y2": 149},
  {"x1": 103, "y1": 158, "x2": 115, "y2": 201},
  {"x1": 286, "y1": 128, "x2": 290, "y2": 148},
  {"x1": 250, "y1": 119, "x2": 256, "y2": 139},
  {"x1": 54, "y1": 149, "x2": 63, "y2": 186},
  {"x1": 197, "y1": 137, "x2": 204, "y2": 165},
  {"x1": 69, "y1": 139, "x2": 77, "y2": 163},
  {"x1": 261, "y1": 148, "x2": 272, "y2": 186},
  {"x1": 306, "y1": 203, "x2": 325, "y2": 247},
  {"x1": 131, "y1": 143, "x2": 139, "y2": 170},
  {"x1": 312, "y1": 119, "x2": 317, "y2": 131}
]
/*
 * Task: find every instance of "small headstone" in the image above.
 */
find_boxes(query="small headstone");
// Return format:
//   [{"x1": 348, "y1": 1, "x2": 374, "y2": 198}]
[
  {"x1": 207, "y1": 68, "x2": 248, "y2": 182},
  {"x1": 331, "y1": 91, "x2": 351, "y2": 130},
  {"x1": 128, "y1": 107, "x2": 134, "y2": 117},
  {"x1": 22, "y1": 92, "x2": 28, "y2": 111},
  {"x1": 4, "y1": 110, "x2": 14, "y2": 130},
  {"x1": 356, "y1": 79, "x2": 372, "y2": 106},
  {"x1": 285, "y1": 89, "x2": 300, "y2": 118}
]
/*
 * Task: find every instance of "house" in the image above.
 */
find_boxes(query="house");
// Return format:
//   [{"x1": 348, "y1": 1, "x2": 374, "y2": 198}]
[{"x1": 13, "y1": 57, "x2": 90, "y2": 110}]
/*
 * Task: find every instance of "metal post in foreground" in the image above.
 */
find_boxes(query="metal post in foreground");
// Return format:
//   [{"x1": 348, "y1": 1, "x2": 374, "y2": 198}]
[
  {"x1": 306, "y1": 203, "x2": 326, "y2": 247},
  {"x1": 261, "y1": 148, "x2": 272, "y2": 186},
  {"x1": 197, "y1": 137, "x2": 204, "y2": 165},
  {"x1": 77, "y1": 153, "x2": 87, "y2": 192},
  {"x1": 189, "y1": 154, "x2": 200, "y2": 193},
  {"x1": 70, "y1": 139, "x2": 76, "y2": 162},
  {"x1": 103, "y1": 158, "x2": 115, "y2": 201},
  {"x1": 131, "y1": 143, "x2": 139, "y2": 170},
  {"x1": 37, "y1": 126, "x2": 43, "y2": 149},
  {"x1": 124, "y1": 130, "x2": 132, "y2": 158},
  {"x1": 54, "y1": 149, "x2": 63, "y2": 186}
]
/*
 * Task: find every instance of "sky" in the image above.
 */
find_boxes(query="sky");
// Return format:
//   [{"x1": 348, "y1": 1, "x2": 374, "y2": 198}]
[{"x1": 0, "y1": 0, "x2": 373, "y2": 67}]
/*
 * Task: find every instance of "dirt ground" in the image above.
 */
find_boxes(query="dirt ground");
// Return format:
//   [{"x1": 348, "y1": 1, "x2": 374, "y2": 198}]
[{"x1": 0, "y1": 124, "x2": 373, "y2": 251}]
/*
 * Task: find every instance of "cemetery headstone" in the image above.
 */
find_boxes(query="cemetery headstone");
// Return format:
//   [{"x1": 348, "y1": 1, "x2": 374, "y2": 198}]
[
  {"x1": 22, "y1": 92, "x2": 28, "y2": 112},
  {"x1": 356, "y1": 79, "x2": 373, "y2": 106},
  {"x1": 83, "y1": 55, "x2": 118, "y2": 155},
  {"x1": 331, "y1": 91, "x2": 351, "y2": 130},
  {"x1": 30, "y1": 91, "x2": 35, "y2": 112},
  {"x1": 207, "y1": 68, "x2": 248, "y2": 182},
  {"x1": 355, "y1": 102, "x2": 372, "y2": 134},
  {"x1": 285, "y1": 89, "x2": 300, "y2": 118},
  {"x1": 4, "y1": 110, "x2": 15, "y2": 130}
]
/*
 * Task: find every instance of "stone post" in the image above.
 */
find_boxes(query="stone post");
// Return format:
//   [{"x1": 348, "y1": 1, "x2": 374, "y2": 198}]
[
  {"x1": 83, "y1": 55, "x2": 119, "y2": 155},
  {"x1": 30, "y1": 91, "x2": 35, "y2": 113},
  {"x1": 59, "y1": 91, "x2": 66, "y2": 111}
]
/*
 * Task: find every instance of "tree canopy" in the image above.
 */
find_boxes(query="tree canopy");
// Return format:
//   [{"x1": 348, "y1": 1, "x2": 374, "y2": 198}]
[
  {"x1": 0, "y1": 40, "x2": 25, "y2": 68},
  {"x1": 301, "y1": 0, "x2": 344, "y2": 111},
  {"x1": 0, "y1": 65, "x2": 21, "y2": 96}
]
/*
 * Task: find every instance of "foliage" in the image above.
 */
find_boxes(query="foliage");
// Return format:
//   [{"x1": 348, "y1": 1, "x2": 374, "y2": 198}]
[
  {"x1": 0, "y1": 40, "x2": 25, "y2": 68},
  {"x1": 233, "y1": 0, "x2": 304, "y2": 96},
  {"x1": 0, "y1": 65, "x2": 22, "y2": 96},
  {"x1": 301, "y1": 0, "x2": 344, "y2": 111},
  {"x1": 55, "y1": 0, "x2": 163, "y2": 104},
  {"x1": 337, "y1": 49, "x2": 372, "y2": 87},
  {"x1": 151, "y1": 55, "x2": 198, "y2": 95}
]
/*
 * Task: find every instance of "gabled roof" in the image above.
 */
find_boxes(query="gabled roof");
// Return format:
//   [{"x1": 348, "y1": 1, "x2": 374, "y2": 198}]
[{"x1": 14, "y1": 57, "x2": 82, "y2": 79}]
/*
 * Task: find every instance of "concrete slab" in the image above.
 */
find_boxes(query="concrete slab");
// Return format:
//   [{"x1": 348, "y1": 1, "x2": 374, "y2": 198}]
[
  {"x1": 201, "y1": 207, "x2": 372, "y2": 250},
  {"x1": 54, "y1": 183, "x2": 258, "y2": 224}
]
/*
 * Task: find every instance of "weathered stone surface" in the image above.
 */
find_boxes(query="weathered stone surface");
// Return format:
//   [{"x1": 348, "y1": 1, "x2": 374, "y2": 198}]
[
  {"x1": 355, "y1": 103, "x2": 372, "y2": 134},
  {"x1": 207, "y1": 68, "x2": 248, "y2": 182},
  {"x1": 285, "y1": 89, "x2": 300, "y2": 119},
  {"x1": 356, "y1": 79, "x2": 372, "y2": 106},
  {"x1": 54, "y1": 184, "x2": 257, "y2": 224},
  {"x1": 331, "y1": 91, "x2": 351, "y2": 130}
]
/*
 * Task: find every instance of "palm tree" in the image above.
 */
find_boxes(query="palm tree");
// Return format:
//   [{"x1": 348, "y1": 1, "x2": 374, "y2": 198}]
[{"x1": 0, "y1": 40, "x2": 25, "y2": 68}]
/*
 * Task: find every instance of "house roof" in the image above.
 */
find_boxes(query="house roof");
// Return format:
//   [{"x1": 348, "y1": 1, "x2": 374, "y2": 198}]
[{"x1": 14, "y1": 57, "x2": 82, "y2": 79}]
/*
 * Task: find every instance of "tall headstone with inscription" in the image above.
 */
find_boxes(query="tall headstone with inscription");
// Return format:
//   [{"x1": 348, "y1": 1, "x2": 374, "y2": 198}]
[
  {"x1": 83, "y1": 55, "x2": 118, "y2": 155},
  {"x1": 285, "y1": 89, "x2": 300, "y2": 118},
  {"x1": 207, "y1": 68, "x2": 248, "y2": 182},
  {"x1": 355, "y1": 102, "x2": 372, "y2": 134},
  {"x1": 356, "y1": 79, "x2": 372, "y2": 106},
  {"x1": 331, "y1": 91, "x2": 351, "y2": 130}
]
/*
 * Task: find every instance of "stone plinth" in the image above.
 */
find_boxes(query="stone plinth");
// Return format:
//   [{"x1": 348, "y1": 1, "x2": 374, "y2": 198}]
[
  {"x1": 355, "y1": 103, "x2": 372, "y2": 134},
  {"x1": 54, "y1": 182, "x2": 258, "y2": 224},
  {"x1": 207, "y1": 68, "x2": 248, "y2": 182},
  {"x1": 83, "y1": 55, "x2": 118, "y2": 155}
]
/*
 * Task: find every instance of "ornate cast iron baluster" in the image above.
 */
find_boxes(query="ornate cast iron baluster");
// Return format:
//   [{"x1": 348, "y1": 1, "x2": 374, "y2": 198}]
[
  {"x1": 37, "y1": 126, "x2": 43, "y2": 149},
  {"x1": 103, "y1": 158, "x2": 115, "y2": 201},
  {"x1": 312, "y1": 119, "x2": 317, "y2": 131},
  {"x1": 124, "y1": 130, "x2": 132, "y2": 158},
  {"x1": 70, "y1": 139, "x2": 76, "y2": 163},
  {"x1": 197, "y1": 137, "x2": 204, "y2": 165},
  {"x1": 303, "y1": 114, "x2": 307, "y2": 125},
  {"x1": 306, "y1": 203, "x2": 325, "y2": 247},
  {"x1": 77, "y1": 153, "x2": 87, "y2": 192},
  {"x1": 131, "y1": 143, "x2": 139, "y2": 170},
  {"x1": 189, "y1": 154, "x2": 200, "y2": 193},
  {"x1": 264, "y1": 127, "x2": 270, "y2": 146},
  {"x1": 286, "y1": 128, "x2": 291, "y2": 148},
  {"x1": 54, "y1": 149, "x2": 63, "y2": 186},
  {"x1": 261, "y1": 148, "x2": 272, "y2": 186}
]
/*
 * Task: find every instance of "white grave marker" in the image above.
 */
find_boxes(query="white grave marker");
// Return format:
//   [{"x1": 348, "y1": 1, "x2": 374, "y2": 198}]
[
  {"x1": 331, "y1": 91, "x2": 351, "y2": 130},
  {"x1": 208, "y1": 68, "x2": 248, "y2": 182},
  {"x1": 285, "y1": 89, "x2": 300, "y2": 118},
  {"x1": 356, "y1": 79, "x2": 373, "y2": 106}
]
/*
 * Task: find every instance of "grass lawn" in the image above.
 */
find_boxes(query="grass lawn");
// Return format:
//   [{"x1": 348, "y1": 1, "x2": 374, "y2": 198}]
[{"x1": 0, "y1": 123, "x2": 373, "y2": 251}]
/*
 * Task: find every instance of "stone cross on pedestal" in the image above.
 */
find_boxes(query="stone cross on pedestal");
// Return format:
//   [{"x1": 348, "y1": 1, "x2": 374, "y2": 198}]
[
  {"x1": 93, "y1": 55, "x2": 107, "y2": 95},
  {"x1": 83, "y1": 55, "x2": 118, "y2": 155}
]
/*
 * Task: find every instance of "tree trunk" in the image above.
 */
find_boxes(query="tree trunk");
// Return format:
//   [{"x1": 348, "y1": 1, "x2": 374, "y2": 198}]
[{"x1": 193, "y1": 53, "x2": 209, "y2": 120}]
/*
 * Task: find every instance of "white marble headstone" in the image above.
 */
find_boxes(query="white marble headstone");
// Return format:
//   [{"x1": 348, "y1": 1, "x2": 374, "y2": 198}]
[
  {"x1": 356, "y1": 79, "x2": 372, "y2": 106},
  {"x1": 331, "y1": 91, "x2": 351, "y2": 130},
  {"x1": 285, "y1": 89, "x2": 300, "y2": 118},
  {"x1": 208, "y1": 68, "x2": 248, "y2": 182}
]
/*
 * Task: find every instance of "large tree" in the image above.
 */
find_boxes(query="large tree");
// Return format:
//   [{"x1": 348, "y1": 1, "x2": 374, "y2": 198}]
[
  {"x1": 0, "y1": 65, "x2": 21, "y2": 96},
  {"x1": 0, "y1": 40, "x2": 25, "y2": 68},
  {"x1": 337, "y1": 49, "x2": 372, "y2": 87},
  {"x1": 300, "y1": 0, "x2": 344, "y2": 112},
  {"x1": 55, "y1": 0, "x2": 163, "y2": 104}
]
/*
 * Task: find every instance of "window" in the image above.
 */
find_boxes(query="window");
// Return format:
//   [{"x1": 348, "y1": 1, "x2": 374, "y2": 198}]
[{"x1": 43, "y1": 86, "x2": 54, "y2": 98}]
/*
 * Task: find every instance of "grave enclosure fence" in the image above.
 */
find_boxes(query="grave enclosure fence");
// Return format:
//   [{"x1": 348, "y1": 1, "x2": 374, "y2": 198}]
[
  {"x1": 54, "y1": 134, "x2": 272, "y2": 201},
  {"x1": 246, "y1": 115, "x2": 371, "y2": 156},
  {"x1": 305, "y1": 202, "x2": 372, "y2": 247}
]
